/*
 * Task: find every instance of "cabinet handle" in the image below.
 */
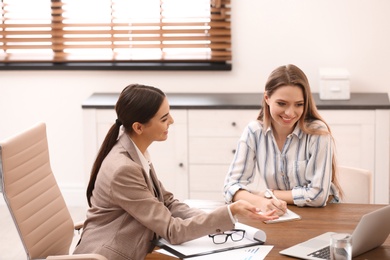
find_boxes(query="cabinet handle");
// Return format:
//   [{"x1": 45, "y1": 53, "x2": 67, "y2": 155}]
[
  {"x1": 179, "y1": 163, "x2": 184, "y2": 167},
  {"x1": 231, "y1": 122, "x2": 236, "y2": 127},
  {"x1": 232, "y1": 149, "x2": 236, "y2": 154}
]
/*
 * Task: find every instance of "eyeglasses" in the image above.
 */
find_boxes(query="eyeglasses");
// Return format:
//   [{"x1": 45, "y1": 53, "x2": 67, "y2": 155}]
[{"x1": 208, "y1": 229, "x2": 246, "y2": 244}]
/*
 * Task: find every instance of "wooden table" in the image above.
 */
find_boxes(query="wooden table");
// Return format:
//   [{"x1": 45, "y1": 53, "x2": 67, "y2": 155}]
[
  {"x1": 243, "y1": 203, "x2": 390, "y2": 260},
  {"x1": 147, "y1": 203, "x2": 390, "y2": 259}
]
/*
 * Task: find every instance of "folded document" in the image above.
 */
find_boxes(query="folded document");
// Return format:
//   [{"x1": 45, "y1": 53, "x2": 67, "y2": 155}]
[{"x1": 153, "y1": 222, "x2": 266, "y2": 258}]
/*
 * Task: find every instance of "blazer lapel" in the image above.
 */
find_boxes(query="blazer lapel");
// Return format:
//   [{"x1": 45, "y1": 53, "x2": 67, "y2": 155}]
[
  {"x1": 149, "y1": 163, "x2": 163, "y2": 201},
  {"x1": 118, "y1": 133, "x2": 158, "y2": 198}
]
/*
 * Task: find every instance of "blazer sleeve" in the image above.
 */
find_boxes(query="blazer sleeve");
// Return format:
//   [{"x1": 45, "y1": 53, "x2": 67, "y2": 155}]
[{"x1": 110, "y1": 163, "x2": 234, "y2": 245}]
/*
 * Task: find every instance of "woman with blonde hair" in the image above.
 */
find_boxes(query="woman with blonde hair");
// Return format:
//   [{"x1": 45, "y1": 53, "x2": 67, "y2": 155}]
[{"x1": 224, "y1": 64, "x2": 342, "y2": 215}]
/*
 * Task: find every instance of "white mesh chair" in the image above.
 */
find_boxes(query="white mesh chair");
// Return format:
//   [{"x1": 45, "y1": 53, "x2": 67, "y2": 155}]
[
  {"x1": 0, "y1": 123, "x2": 107, "y2": 260},
  {"x1": 337, "y1": 165, "x2": 373, "y2": 204}
]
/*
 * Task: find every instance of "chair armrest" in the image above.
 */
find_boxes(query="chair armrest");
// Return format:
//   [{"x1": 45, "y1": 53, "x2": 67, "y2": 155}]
[
  {"x1": 74, "y1": 221, "x2": 84, "y2": 232},
  {"x1": 46, "y1": 253, "x2": 108, "y2": 260}
]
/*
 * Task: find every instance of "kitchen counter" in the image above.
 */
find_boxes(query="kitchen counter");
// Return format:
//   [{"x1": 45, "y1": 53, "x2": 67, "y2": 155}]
[{"x1": 82, "y1": 92, "x2": 390, "y2": 110}]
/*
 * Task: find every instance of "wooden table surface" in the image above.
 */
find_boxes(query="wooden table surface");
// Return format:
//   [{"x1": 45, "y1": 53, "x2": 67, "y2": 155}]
[{"x1": 147, "y1": 203, "x2": 390, "y2": 259}]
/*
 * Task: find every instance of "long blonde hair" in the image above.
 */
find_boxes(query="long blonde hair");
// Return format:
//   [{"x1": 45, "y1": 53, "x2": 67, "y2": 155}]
[{"x1": 258, "y1": 64, "x2": 343, "y2": 198}]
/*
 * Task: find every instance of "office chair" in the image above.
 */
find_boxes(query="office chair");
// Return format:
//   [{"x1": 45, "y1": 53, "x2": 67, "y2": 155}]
[
  {"x1": 337, "y1": 165, "x2": 373, "y2": 204},
  {"x1": 0, "y1": 123, "x2": 107, "y2": 260}
]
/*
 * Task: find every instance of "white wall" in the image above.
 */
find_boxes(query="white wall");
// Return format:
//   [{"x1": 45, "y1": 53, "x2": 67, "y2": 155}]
[{"x1": 1, "y1": 0, "x2": 390, "y2": 206}]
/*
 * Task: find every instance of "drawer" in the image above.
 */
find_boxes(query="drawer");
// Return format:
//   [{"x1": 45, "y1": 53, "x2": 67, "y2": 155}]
[
  {"x1": 189, "y1": 137, "x2": 238, "y2": 164},
  {"x1": 189, "y1": 165, "x2": 229, "y2": 192},
  {"x1": 190, "y1": 166, "x2": 266, "y2": 194},
  {"x1": 188, "y1": 109, "x2": 258, "y2": 137}
]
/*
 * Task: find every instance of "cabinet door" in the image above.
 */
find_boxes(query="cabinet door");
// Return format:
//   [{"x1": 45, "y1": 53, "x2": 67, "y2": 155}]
[
  {"x1": 189, "y1": 165, "x2": 265, "y2": 201},
  {"x1": 189, "y1": 165, "x2": 227, "y2": 200},
  {"x1": 189, "y1": 137, "x2": 238, "y2": 164},
  {"x1": 320, "y1": 110, "x2": 377, "y2": 202},
  {"x1": 148, "y1": 110, "x2": 188, "y2": 201},
  {"x1": 320, "y1": 110, "x2": 375, "y2": 172},
  {"x1": 96, "y1": 109, "x2": 117, "y2": 146}
]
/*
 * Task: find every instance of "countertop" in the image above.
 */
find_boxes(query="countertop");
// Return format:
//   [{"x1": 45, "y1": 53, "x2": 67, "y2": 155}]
[{"x1": 82, "y1": 92, "x2": 390, "y2": 110}]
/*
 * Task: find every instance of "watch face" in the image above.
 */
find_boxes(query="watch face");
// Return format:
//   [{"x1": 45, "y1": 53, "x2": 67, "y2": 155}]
[{"x1": 264, "y1": 190, "x2": 272, "y2": 199}]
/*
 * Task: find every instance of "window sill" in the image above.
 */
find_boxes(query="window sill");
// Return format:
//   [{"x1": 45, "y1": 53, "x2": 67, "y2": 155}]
[{"x1": 0, "y1": 62, "x2": 232, "y2": 71}]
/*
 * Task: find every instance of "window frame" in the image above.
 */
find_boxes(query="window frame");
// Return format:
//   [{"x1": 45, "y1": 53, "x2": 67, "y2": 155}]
[{"x1": 0, "y1": 0, "x2": 232, "y2": 71}]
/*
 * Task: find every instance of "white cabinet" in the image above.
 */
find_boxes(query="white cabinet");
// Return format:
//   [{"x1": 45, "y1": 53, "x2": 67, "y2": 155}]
[{"x1": 83, "y1": 94, "x2": 390, "y2": 204}]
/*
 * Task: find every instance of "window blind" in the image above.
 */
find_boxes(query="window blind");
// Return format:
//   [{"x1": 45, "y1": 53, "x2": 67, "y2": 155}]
[{"x1": 0, "y1": 0, "x2": 231, "y2": 66}]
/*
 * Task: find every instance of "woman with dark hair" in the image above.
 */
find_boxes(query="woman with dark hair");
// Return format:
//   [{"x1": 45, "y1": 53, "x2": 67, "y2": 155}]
[
  {"x1": 224, "y1": 64, "x2": 342, "y2": 215},
  {"x1": 74, "y1": 84, "x2": 278, "y2": 260}
]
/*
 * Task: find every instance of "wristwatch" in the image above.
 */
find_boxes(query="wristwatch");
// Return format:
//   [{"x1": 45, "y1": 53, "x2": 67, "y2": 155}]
[{"x1": 264, "y1": 189, "x2": 274, "y2": 199}]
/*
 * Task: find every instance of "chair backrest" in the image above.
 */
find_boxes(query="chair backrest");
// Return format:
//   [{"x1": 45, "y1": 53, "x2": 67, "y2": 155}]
[
  {"x1": 337, "y1": 165, "x2": 372, "y2": 204},
  {"x1": 0, "y1": 123, "x2": 74, "y2": 259}
]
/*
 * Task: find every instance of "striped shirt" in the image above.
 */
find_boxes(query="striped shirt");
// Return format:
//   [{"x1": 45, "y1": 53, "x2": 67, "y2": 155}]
[{"x1": 224, "y1": 120, "x2": 340, "y2": 207}]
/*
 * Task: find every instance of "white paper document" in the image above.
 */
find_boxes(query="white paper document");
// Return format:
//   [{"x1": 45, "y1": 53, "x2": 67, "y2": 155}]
[
  {"x1": 156, "y1": 245, "x2": 274, "y2": 259},
  {"x1": 235, "y1": 222, "x2": 266, "y2": 242}
]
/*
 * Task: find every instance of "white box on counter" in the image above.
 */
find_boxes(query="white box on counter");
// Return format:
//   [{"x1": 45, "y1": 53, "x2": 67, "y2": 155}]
[{"x1": 319, "y1": 68, "x2": 350, "y2": 100}]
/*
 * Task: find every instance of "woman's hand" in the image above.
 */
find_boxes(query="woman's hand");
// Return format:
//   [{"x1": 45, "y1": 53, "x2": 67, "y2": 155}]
[
  {"x1": 229, "y1": 200, "x2": 279, "y2": 222},
  {"x1": 259, "y1": 197, "x2": 287, "y2": 216},
  {"x1": 233, "y1": 189, "x2": 288, "y2": 217}
]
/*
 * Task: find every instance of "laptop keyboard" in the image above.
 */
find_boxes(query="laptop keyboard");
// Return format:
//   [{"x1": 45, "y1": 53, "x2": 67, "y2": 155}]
[{"x1": 308, "y1": 246, "x2": 330, "y2": 259}]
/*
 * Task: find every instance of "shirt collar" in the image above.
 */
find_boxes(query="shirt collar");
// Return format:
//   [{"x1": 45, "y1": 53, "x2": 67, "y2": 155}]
[
  {"x1": 129, "y1": 138, "x2": 151, "y2": 174},
  {"x1": 265, "y1": 123, "x2": 302, "y2": 139}
]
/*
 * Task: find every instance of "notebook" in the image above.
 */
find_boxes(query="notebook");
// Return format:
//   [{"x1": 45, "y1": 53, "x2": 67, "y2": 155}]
[
  {"x1": 279, "y1": 205, "x2": 390, "y2": 259},
  {"x1": 264, "y1": 208, "x2": 301, "y2": 224}
]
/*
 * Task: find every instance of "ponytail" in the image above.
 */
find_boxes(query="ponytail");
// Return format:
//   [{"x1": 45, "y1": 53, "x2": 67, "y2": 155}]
[{"x1": 86, "y1": 123, "x2": 121, "y2": 207}]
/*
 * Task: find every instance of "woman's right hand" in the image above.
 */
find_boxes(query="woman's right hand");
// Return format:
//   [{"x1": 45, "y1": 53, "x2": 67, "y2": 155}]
[
  {"x1": 233, "y1": 190, "x2": 287, "y2": 216},
  {"x1": 258, "y1": 196, "x2": 287, "y2": 216},
  {"x1": 229, "y1": 200, "x2": 279, "y2": 222}
]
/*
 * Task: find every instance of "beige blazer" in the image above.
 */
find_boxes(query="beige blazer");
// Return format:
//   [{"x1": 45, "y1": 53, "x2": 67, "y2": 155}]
[{"x1": 74, "y1": 133, "x2": 234, "y2": 260}]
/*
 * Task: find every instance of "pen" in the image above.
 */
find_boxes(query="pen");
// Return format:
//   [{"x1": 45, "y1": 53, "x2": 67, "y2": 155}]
[
  {"x1": 266, "y1": 189, "x2": 288, "y2": 217},
  {"x1": 266, "y1": 189, "x2": 280, "y2": 202}
]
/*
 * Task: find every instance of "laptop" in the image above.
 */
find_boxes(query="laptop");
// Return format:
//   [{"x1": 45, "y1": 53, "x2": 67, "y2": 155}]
[{"x1": 279, "y1": 205, "x2": 390, "y2": 259}]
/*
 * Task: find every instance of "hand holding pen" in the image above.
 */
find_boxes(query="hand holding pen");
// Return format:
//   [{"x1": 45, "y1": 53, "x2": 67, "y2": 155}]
[{"x1": 265, "y1": 189, "x2": 288, "y2": 216}]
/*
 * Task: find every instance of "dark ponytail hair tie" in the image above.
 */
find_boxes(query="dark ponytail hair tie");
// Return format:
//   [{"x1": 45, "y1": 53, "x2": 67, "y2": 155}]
[{"x1": 115, "y1": 119, "x2": 122, "y2": 126}]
